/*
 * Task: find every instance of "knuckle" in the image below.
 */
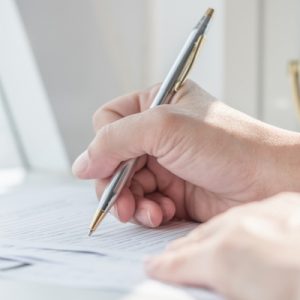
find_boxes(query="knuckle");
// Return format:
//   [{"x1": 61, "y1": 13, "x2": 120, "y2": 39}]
[
  {"x1": 92, "y1": 104, "x2": 111, "y2": 131},
  {"x1": 164, "y1": 254, "x2": 185, "y2": 273},
  {"x1": 87, "y1": 126, "x2": 110, "y2": 163},
  {"x1": 215, "y1": 221, "x2": 251, "y2": 260},
  {"x1": 217, "y1": 234, "x2": 237, "y2": 255},
  {"x1": 144, "y1": 106, "x2": 183, "y2": 156},
  {"x1": 150, "y1": 106, "x2": 180, "y2": 128},
  {"x1": 213, "y1": 221, "x2": 242, "y2": 257},
  {"x1": 86, "y1": 145, "x2": 95, "y2": 164},
  {"x1": 92, "y1": 107, "x2": 102, "y2": 130}
]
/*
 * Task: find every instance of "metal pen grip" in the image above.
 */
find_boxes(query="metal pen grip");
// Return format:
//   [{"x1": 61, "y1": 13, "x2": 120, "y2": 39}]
[{"x1": 98, "y1": 158, "x2": 137, "y2": 213}]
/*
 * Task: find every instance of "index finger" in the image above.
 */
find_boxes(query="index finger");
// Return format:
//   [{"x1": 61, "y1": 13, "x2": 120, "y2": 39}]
[{"x1": 92, "y1": 84, "x2": 160, "y2": 132}]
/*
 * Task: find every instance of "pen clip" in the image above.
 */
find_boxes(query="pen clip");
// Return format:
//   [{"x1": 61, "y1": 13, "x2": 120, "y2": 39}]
[{"x1": 173, "y1": 35, "x2": 205, "y2": 92}]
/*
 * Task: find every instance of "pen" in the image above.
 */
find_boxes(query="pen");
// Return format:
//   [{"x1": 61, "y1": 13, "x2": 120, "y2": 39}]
[{"x1": 88, "y1": 8, "x2": 214, "y2": 236}]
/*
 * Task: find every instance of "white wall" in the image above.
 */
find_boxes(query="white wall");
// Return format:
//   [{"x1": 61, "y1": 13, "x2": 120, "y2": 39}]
[
  {"x1": 223, "y1": 0, "x2": 262, "y2": 117},
  {"x1": 15, "y1": 0, "x2": 149, "y2": 161},
  {"x1": 12, "y1": 0, "x2": 300, "y2": 166},
  {"x1": 147, "y1": 0, "x2": 225, "y2": 100},
  {"x1": 15, "y1": 0, "x2": 225, "y2": 162}
]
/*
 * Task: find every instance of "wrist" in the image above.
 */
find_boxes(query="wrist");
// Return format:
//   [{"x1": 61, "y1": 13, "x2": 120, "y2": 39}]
[{"x1": 258, "y1": 124, "x2": 300, "y2": 197}]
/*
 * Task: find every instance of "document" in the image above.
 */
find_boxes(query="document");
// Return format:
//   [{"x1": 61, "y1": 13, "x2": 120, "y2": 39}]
[
  {"x1": 0, "y1": 185, "x2": 223, "y2": 299},
  {"x1": 0, "y1": 185, "x2": 197, "y2": 255}
]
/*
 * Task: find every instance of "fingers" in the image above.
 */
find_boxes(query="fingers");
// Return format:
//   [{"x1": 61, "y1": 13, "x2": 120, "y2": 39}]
[
  {"x1": 95, "y1": 175, "x2": 176, "y2": 227},
  {"x1": 145, "y1": 242, "x2": 216, "y2": 288},
  {"x1": 95, "y1": 162, "x2": 177, "y2": 227},
  {"x1": 131, "y1": 168, "x2": 157, "y2": 195},
  {"x1": 92, "y1": 85, "x2": 160, "y2": 132},
  {"x1": 73, "y1": 106, "x2": 181, "y2": 179},
  {"x1": 72, "y1": 85, "x2": 159, "y2": 179},
  {"x1": 165, "y1": 218, "x2": 223, "y2": 252},
  {"x1": 95, "y1": 180, "x2": 135, "y2": 223},
  {"x1": 145, "y1": 202, "x2": 278, "y2": 297},
  {"x1": 72, "y1": 81, "x2": 202, "y2": 181},
  {"x1": 145, "y1": 212, "x2": 230, "y2": 290},
  {"x1": 146, "y1": 193, "x2": 176, "y2": 224},
  {"x1": 91, "y1": 81, "x2": 196, "y2": 132},
  {"x1": 134, "y1": 197, "x2": 163, "y2": 228}
]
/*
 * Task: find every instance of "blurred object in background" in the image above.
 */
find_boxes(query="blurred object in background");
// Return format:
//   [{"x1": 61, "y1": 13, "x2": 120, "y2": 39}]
[
  {"x1": 13, "y1": 0, "x2": 224, "y2": 162},
  {"x1": 1, "y1": 0, "x2": 300, "y2": 192},
  {"x1": 289, "y1": 60, "x2": 300, "y2": 119},
  {"x1": 262, "y1": 0, "x2": 300, "y2": 131},
  {"x1": 0, "y1": 0, "x2": 69, "y2": 192}
]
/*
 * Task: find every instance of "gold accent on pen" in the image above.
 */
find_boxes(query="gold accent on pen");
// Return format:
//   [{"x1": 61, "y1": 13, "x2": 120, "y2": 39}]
[
  {"x1": 174, "y1": 8, "x2": 214, "y2": 92},
  {"x1": 289, "y1": 60, "x2": 300, "y2": 118},
  {"x1": 174, "y1": 35, "x2": 204, "y2": 92},
  {"x1": 205, "y1": 8, "x2": 214, "y2": 18},
  {"x1": 89, "y1": 209, "x2": 105, "y2": 236}
]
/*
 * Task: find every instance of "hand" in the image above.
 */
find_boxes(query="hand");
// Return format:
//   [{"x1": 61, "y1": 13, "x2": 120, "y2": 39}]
[
  {"x1": 72, "y1": 80, "x2": 300, "y2": 227},
  {"x1": 146, "y1": 193, "x2": 300, "y2": 300}
]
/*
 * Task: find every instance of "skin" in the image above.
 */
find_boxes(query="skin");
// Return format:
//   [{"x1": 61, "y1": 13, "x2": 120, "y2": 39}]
[
  {"x1": 72, "y1": 80, "x2": 300, "y2": 299},
  {"x1": 146, "y1": 193, "x2": 300, "y2": 300}
]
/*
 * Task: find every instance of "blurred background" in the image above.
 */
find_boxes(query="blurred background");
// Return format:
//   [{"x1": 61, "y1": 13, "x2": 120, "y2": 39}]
[{"x1": 1, "y1": 0, "x2": 300, "y2": 192}]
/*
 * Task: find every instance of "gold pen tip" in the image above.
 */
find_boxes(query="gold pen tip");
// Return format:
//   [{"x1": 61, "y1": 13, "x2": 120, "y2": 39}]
[
  {"x1": 88, "y1": 209, "x2": 106, "y2": 236},
  {"x1": 206, "y1": 8, "x2": 215, "y2": 18}
]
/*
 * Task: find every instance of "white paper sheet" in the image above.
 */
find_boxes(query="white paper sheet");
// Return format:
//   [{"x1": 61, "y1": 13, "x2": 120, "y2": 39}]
[
  {"x1": 0, "y1": 185, "x2": 223, "y2": 299},
  {"x1": 0, "y1": 186, "x2": 196, "y2": 255}
]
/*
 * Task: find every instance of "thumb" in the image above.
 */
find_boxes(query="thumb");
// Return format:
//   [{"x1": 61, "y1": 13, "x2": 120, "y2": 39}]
[{"x1": 72, "y1": 106, "x2": 179, "y2": 179}]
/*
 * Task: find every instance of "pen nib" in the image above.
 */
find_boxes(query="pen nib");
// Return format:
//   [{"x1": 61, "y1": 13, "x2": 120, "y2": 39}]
[{"x1": 88, "y1": 230, "x2": 94, "y2": 237}]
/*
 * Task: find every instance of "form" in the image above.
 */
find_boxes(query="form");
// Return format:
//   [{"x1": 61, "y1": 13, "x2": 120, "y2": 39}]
[
  {"x1": 0, "y1": 185, "x2": 223, "y2": 299},
  {"x1": 0, "y1": 185, "x2": 197, "y2": 255}
]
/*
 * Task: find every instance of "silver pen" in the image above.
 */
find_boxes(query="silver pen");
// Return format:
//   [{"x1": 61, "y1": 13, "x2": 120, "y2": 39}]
[{"x1": 88, "y1": 8, "x2": 214, "y2": 236}]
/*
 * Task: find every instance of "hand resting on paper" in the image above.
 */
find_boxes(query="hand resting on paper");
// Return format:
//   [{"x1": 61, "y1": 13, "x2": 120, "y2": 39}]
[{"x1": 146, "y1": 193, "x2": 300, "y2": 300}]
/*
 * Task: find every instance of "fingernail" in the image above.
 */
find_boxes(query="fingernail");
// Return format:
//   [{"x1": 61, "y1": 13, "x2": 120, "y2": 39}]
[
  {"x1": 72, "y1": 151, "x2": 89, "y2": 176},
  {"x1": 135, "y1": 209, "x2": 153, "y2": 227}
]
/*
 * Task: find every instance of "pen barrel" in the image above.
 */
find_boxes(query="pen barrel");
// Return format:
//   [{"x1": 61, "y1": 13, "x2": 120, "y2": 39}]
[
  {"x1": 89, "y1": 9, "x2": 214, "y2": 234},
  {"x1": 98, "y1": 158, "x2": 137, "y2": 213},
  {"x1": 150, "y1": 25, "x2": 208, "y2": 108},
  {"x1": 149, "y1": 31, "x2": 198, "y2": 108}
]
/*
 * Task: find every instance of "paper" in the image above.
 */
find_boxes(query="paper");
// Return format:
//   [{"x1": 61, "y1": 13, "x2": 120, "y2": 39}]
[
  {"x1": 0, "y1": 186, "x2": 196, "y2": 255},
  {"x1": 0, "y1": 257, "x2": 30, "y2": 271},
  {"x1": 0, "y1": 185, "x2": 223, "y2": 299}
]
